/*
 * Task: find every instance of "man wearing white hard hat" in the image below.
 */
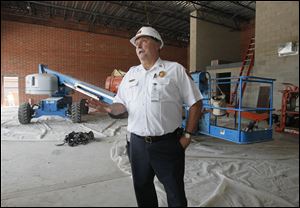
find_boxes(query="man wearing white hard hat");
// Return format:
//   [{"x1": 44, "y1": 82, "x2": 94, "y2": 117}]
[
  {"x1": 130, "y1": 26, "x2": 164, "y2": 49},
  {"x1": 95, "y1": 26, "x2": 203, "y2": 207}
]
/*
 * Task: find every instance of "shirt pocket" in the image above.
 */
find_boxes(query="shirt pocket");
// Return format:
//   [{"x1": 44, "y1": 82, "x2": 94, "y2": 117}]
[
  {"x1": 156, "y1": 78, "x2": 171, "y2": 101},
  {"x1": 127, "y1": 79, "x2": 139, "y2": 102}
]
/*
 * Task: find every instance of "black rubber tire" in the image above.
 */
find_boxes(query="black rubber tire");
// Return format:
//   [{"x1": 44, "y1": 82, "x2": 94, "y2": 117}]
[
  {"x1": 71, "y1": 102, "x2": 81, "y2": 123},
  {"x1": 18, "y1": 102, "x2": 32, "y2": 124},
  {"x1": 80, "y1": 99, "x2": 89, "y2": 114}
]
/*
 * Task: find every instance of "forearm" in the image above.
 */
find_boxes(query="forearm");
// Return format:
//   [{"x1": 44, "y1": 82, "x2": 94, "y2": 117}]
[
  {"x1": 108, "y1": 103, "x2": 128, "y2": 119},
  {"x1": 185, "y1": 100, "x2": 202, "y2": 133}
]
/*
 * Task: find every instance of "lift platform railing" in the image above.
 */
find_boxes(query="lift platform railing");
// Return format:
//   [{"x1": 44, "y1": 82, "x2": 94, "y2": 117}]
[{"x1": 199, "y1": 75, "x2": 276, "y2": 144}]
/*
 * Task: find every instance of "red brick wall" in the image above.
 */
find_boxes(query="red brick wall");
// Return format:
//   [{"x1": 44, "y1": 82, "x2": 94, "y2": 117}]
[
  {"x1": 240, "y1": 20, "x2": 255, "y2": 59},
  {"x1": 1, "y1": 20, "x2": 187, "y2": 105}
]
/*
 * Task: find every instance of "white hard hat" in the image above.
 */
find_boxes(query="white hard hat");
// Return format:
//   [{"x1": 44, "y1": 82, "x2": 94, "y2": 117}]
[{"x1": 130, "y1": 26, "x2": 164, "y2": 49}]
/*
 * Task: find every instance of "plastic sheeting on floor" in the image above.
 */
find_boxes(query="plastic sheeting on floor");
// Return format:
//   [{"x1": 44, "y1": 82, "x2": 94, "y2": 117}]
[
  {"x1": 110, "y1": 135, "x2": 299, "y2": 207},
  {"x1": 2, "y1": 107, "x2": 299, "y2": 207}
]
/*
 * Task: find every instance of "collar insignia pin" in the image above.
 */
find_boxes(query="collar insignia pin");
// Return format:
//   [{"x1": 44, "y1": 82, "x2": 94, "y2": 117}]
[{"x1": 159, "y1": 71, "x2": 166, "y2": 78}]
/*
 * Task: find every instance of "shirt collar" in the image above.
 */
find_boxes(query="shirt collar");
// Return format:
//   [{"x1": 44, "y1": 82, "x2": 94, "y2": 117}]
[
  {"x1": 138, "y1": 58, "x2": 164, "y2": 73},
  {"x1": 150, "y1": 58, "x2": 164, "y2": 71}
]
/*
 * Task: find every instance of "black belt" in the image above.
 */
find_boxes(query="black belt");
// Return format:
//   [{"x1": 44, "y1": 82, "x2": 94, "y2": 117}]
[{"x1": 133, "y1": 128, "x2": 183, "y2": 144}]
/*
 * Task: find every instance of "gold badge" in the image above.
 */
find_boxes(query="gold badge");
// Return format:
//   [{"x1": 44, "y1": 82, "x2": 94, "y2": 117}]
[{"x1": 159, "y1": 71, "x2": 166, "y2": 78}]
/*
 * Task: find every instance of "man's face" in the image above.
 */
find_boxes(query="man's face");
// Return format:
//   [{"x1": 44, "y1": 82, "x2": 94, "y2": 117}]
[{"x1": 135, "y1": 36, "x2": 160, "y2": 62}]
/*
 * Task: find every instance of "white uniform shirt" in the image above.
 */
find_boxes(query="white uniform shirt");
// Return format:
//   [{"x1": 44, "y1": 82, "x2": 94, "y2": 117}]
[{"x1": 113, "y1": 58, "x2": 203, "y2": 136}]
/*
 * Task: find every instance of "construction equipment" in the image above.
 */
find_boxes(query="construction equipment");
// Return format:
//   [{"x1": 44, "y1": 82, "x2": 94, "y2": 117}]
[
  {"x1": 275, "y1": 83, "x2": 299, "y2": 135},
  {"x1": 105, "y1": 69, "x2": 126, "y2": 93},
  {"x1": 230, "y1": 37, "x2": 255, "y2": 106},
  {"x1": 18, "y1": 64, "x2": 115, "y2": 124},
  {"x1": 183, "y1": 72, "x2": 276, "y2": 144}
]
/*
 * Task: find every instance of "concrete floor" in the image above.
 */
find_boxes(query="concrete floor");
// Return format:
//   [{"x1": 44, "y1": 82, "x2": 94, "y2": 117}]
[{"x1": 1, "y1": 140, "x2": 137, "y2": 207}]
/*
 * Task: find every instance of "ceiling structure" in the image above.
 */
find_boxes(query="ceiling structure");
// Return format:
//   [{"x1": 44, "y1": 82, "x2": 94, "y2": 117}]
[{"x1": 1, "y1": 1, "x2": 255, "y2": 45}]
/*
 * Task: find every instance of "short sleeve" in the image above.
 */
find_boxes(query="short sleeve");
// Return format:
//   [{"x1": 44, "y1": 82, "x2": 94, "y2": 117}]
[
  {"x1": 113, "y1": 72, "x2": 129, "y2": 106},
  {"x1": 177, "y1": 66, "x2": 203, "y2": 107}
]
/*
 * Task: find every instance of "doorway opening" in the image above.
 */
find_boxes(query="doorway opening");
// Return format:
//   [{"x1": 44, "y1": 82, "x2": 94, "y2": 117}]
[{"x1": 2, "y1": 76, "x2": 19, "y2": 107}]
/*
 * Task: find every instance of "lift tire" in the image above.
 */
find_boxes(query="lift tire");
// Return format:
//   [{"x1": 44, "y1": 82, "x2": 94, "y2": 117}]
[
  {"x1": 71, "y1": 102, "x2": 81, "y2": 123},
  {"x1": 80, "y1": 99, "x2": 89, "y2": 115},
  {"x1": 18, "y1": 102, "x2": 32, "y2": 124}
]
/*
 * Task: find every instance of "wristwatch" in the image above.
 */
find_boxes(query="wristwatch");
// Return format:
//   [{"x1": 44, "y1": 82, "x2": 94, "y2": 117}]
[{"x1": 183, "y1": 130, "x2": 192, "y2": 139}]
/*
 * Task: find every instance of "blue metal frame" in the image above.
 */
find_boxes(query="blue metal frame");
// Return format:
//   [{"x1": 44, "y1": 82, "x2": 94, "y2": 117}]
[
  {"x1": 39, "y1": 64, "x2": 115, "y2": 104},
  {"x1": 33, "y1": 97, "x2": 69, "y2": 118},
  {"x1": 183, "y1": 73, "x2": 276, "y2": 144}
]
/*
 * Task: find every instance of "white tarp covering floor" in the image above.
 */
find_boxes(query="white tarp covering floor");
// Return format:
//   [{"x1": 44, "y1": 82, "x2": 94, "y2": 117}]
[{"x1": 1, "y1": 107, "x2": 299, "y2": 207}]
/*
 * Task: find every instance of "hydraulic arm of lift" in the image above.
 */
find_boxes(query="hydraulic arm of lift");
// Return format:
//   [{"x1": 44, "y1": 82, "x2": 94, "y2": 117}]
[{"x1": 38, "y1": 64, "x2": 115, "y2": 104}]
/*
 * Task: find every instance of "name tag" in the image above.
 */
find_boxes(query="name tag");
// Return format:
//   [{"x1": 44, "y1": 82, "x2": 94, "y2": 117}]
[
  {"x1": 151, "y1": 83, "x2": 159, "y2": 102},
  {"x1": 128, "y1": 79, "x2": 138, "y2": 87}
]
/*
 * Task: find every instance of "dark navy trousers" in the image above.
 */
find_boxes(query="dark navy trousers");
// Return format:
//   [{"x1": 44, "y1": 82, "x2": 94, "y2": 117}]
[{"x1": 127, "y1": 133, "x2": 187, "y2": 207}]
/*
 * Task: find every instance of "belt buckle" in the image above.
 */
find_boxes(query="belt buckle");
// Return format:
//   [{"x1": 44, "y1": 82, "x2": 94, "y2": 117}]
[{"x1": 144, "y1": 136, "x2": 152, "y2": 144}]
